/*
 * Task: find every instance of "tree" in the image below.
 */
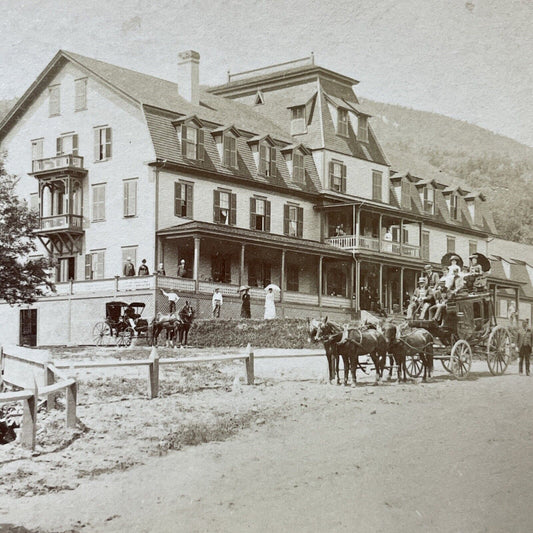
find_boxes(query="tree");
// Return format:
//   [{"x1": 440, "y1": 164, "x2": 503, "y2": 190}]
[{"x1": 0, "y1": 158, "x2": 53, "y2": 304}]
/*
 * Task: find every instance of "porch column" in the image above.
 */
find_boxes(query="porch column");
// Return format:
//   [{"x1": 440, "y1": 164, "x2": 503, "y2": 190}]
[
  {"x1": 355, "y1": 259, "x2": 361, "y2": 311},
  {"x1": 400, "y1": 267, "x2": 404, "y2": 313},
  {"x1": 350, "y1": 260, "x2": 355, "y2": 309},
  {"x1": 378, "y1": 214, "x2": 383, "y2": 252},
  {"x1": 355, "y1": 207, "x2": 361, "y2": 245},
  {"x1": 515, "y1": 287, "x2": 520, "y2": 321},
  {"x1": 280, "y1": 249, "x2": 286, "y2": 303},
  {"x1": 239, "y1": 243, "x2": 246, "y2": 286},
  {"x1": 193, "y1": 237, "x2": 200, "y2": 293},
  {"x1": 318, "y1": 255, "x2": 323, "y2": 307},
  {"x1": 400, "y1": 219, "x2": 404, "y2": 256},
  {"x1": 379, "y1": 263, "x2": 383, "y2": 307}
]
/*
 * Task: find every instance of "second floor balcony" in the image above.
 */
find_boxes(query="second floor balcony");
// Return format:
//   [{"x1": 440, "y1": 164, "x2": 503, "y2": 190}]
[
  {"x1": 31, "y1": 154, "x2": 86, "y2": 176},
  {"x1": 36, "y1": 213, "x2": 84, "y2": 234}
]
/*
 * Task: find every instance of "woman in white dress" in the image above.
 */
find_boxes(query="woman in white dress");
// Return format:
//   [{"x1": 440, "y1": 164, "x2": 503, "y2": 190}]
[{"x1": 264, "y1": 288, "x2": 276, "y2": 319}]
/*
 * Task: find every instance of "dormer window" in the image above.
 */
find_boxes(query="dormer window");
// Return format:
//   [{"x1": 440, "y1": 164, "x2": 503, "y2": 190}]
[
  {"x1": 223, "y1": 135, "x2": 237, "y2": 168},
  {"x1": 423, "y1": 187, "x2": 434, "y2": 215},
  {"x1": 450, "y1": 194, "x2": 458, "y2": 220},
  {"x1": 181, "y1": 124, "x2": 204, "y2": 161},
  {"x1": 292, "y1": 151, "x2": 305, "y2": 182},
  {"x1": 358, "y1": 115, "x2": 368, "y2": 143},
  {"x1": 259, "y1": 143, "x2": 276, "y2": 177},
  {"x1": 338, "y1": 108, "x2": 349, "y2": 137},
  {"x1": 290, "y1": 106, "x2": 306, "y2": 135}
]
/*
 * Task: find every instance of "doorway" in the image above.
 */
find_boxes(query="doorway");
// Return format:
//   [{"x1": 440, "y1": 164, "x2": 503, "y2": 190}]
[{"x1": 19, "y1": 309, "x2": 37, "y2": 346}]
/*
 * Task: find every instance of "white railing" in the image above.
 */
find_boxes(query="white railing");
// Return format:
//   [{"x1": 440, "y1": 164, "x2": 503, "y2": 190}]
[
  {"x1": 74, "y1": 279, "x2": 117, "y2": 294},
  {"x1": 401, "y1": 244, "x2": 421, "y2": 258},
  {"x1": 357, "y1": 235, "x2": 380, "y2": 251},
  {"x1": 325, "y1": 235, "x2": 358, "y2": 249},
  {"x1": 39, "y1": 214, "x2": 83, "y2": 231},
  {"x1": 198, "y1": 281, "x2": 240, "y2": 296},
  {"x1": 284, "y1": 291, "x2": 319, "y2": 306},
  {"x1": 118, "y1": 276, "x2": 156, "y2": 292},
  {"x1": 321, "y1": 295, "x2": 352, "y2": 308},
  {"x1": 32, "y1": 154, "x2": 84, "y2": 173},
  {"x1": 381, "y1": 240, "x2": 401, "y2": 255},
  {"x1": 157, "y1": 276, "x2": 196, "y2": 293}
]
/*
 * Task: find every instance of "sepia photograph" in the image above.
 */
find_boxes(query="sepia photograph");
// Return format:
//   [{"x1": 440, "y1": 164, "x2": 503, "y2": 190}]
[{"x1": 0, "y1": 0, "x2": 532, "y2": 531}]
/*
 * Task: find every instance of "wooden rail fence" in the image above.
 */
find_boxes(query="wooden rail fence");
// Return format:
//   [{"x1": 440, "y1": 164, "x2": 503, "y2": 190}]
[{"x1": 0, "y1": 347, "x2": 77, "y2": 450}]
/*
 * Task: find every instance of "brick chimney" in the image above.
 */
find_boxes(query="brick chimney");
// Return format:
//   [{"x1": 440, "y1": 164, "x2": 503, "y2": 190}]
[{"x1": 178, "y1": 50, "x2": 200, "y2": 106}]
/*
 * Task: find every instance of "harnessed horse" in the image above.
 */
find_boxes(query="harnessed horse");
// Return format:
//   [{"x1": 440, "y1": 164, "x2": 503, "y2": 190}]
[{"x1": 176, "y1": 301, "x2": 195, "y2": 346}]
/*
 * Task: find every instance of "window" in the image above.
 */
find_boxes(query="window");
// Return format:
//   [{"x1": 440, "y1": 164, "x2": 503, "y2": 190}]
[
  {"x1": 447, "y1": 236, "x2": 456, "y2": 254},
  {"x1": 56, "y1": 134, "x2": 78, "y2": 156},
  {"x1": 259, "y1": 144, "x2": 276, "y2": 177},
  {"x1": 284, "y1": 204, "x2": 303, "y2": 237},
  {"x1": 94, "y1": 126, "x2": 112, "y2": 161},
  {"x1": 249, "y1": 261, "x2": 271, "y2": 288},
  {"x1": 92, "y1": 184, "x2": 106, "y2": 221},
  {"x1": 423, "y1": 187, "x2": 434, "y2": 214},
  {"x1": 85, "y1": 251, "x2": 105, "y2": 280},
  {"x1": 329, "y1": 161, "x2": 346, "y2": 193},
  {"x1": 49, "y1": 85, "x2": 60, "y2": 116},
  {"x1": 31, "y1": 139, "x2": 43, "y2": 161},
  {"x1": 421, "y1": 230, "x2": 430, "y2": 261},
  {"x1": 250, "y1": 197, "x2": 271, "y2": 232},
  {"x1": 450, "y1": 194, "x2": 458, "y2": 220},
  {"x1": 123, "y1": 179, "x2": 137, "y2": 217},
  {"x1": 290, "y1": 106, "x2": 306, "y2": 135},
  {"x1": 292, "y1": 151, "x2": 305, "y2": 182},
  {"x1": 214, "y1": 190, "x2": 236, "y2": 225},
  {"x1": 174, "y1": 182, "x2": 193, "y2": 218},
  {"x1": 469, "y1": 240, "x2": 477, "y2": 257},
  {"x1": 372, "y1": 170, "x2": 382, "y2": 201},
  {"x1": 223, "y1": 135, "x2": 237, "y2": 168},
  {"x1": 211, "y1": 253, "x2": 231, "y2": 283},
  {"x1": 287, "y1": 264, "x2": 299, "y2": 292},
  {"x1": 75, "y1": 78, "x2": 87, "y2": 111},
  {"x1": 338, "y1": 108, "x2": 349, "y2": 136},
  {"x1": 122, "y1": 247, "x2": 137, "y2": 274},
  {"x1": 181, "y1": 125, "x2": 204, "y2": 160},
  {"x1": 57, "y1": 257, "x2": 75, "y2": 282},
  {"x1": 358, "y1": 115, "x2": 368, "y2": 142}
]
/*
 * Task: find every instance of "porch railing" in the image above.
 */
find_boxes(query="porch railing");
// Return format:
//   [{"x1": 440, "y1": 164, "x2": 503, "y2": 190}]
[
  {"x1": 37, "y1": 214, "x2": 83, "y2": 232},
  {"x1": 32, "y1": 154, "x2": 85, "y2": 173},
  {"x1": 325, "y1": 234, "x2": 420, "y2": 258},
  {"x1": 284, "y1": 292, "x2": 319, "y2": 306},
  {"x1": 401, "y1": 243, "x2": 421, "y2": 258}
]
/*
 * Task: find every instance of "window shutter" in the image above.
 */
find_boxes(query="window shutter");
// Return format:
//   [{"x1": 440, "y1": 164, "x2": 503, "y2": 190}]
[
  {"x1": 250, "y1": 197, "x2": 256, "y2": 229},
  {"x1": 259, "y1": 144, "x2": 266, "y2": 175},
  {"x1": 270, "y1": 147, "x2": 276, "y2": 177},
  {"x1": 265, "y1": 201, "x2": 271, "y2": 232},
  {"x1": 341, "y1": 164, "x2": 347, "y2": 193},
  {"x1": 328, "y1": 161, "x2": 334, "y2": 189},
  {"x1": 72, "y1": 134, "x2": 78, "y2": 156},
  {"x1": 56, "y1": 137, "x2": 62, "y2": 156},
  {"x1": 223, "y1": 136, "x2": 230, "y2": 166},
  {"x1": 213, "y1": 190, "x2": 220, "y2": 223},
  {"x1": 231, "y1": 138, "x2": 237, "y2": 168},
  {"x1": 85, "y1": 254, "x2": 92, "y2": 280},
  {"x1": 197, "y1": 128, "x2": 204, "y2": 161},
  {"x1": 123, "y1": 182, "x2": 129, "y2": 216},
  {"x1": 174, "y1": 182, "x2": 182, "y2": 217},
  {"x1": 230, "y1": 193, "x2": 237, "y2": 225},
  {"x1": 105, "y1": 128, "x2": 112, "y2": 158},
  {"x1": 185, "y1": 183, "x2": 193, "y2": 217},
  {"x1": 297, "y1": 207, "x2": 304, "y2": 238},
  {"x1": 94, "y1": 129, "x2": 100, "y2": 161},
  {"x1": 181, "y1": 125, "x2": 188, "y2": 156},
  {"x1": 283, "y1": 205, "x2": 290, "y2": 235}
]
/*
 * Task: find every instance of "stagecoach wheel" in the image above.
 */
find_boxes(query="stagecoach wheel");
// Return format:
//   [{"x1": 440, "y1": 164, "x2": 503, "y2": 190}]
[
  {"x1": 441, "y1": 335, "x2": 457, "y2": 373},
  {"x1": 405, "y1": 354, "x2": 424, "y2": 378},
  {"x1": 487, "y1": 326, "x2": 511, "y2": 376},
  {"x1": 117, "y1": 326, "x2": 135, "y2": 348},
  {"x1": 449, "y1": 340, "x2": 472, "y2": 380},
  {"x1": 93, "y1": 322, "x2": 111, "y2": 346}
]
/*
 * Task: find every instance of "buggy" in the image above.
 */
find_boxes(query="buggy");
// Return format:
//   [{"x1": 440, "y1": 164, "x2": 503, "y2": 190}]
[{"x1": 92, "y1": 301, "x2": 150, "y2": 346}]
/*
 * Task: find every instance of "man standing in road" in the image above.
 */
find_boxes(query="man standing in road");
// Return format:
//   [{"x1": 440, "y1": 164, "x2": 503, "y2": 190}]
[
  {"x1": 212, "y1": 288, "x2": 223, "y2": 318},
  {"x1": 517, "y1": 319, "x2": 532, "y2": 376}
]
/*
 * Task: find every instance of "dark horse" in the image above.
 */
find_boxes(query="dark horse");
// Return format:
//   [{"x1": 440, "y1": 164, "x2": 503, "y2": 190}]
[
  {"x1": 175, "y1": 301, "x2": 195, "y2": 346},
  {"x1": 385, "y1": 323, "x2": 434, "y2": 382},
  {"x1": 307, "y1": 317, "x2": 343, "y2": 384},
  {"x1": 380, "y1": 321, "x2": 408, "y2": 382}
]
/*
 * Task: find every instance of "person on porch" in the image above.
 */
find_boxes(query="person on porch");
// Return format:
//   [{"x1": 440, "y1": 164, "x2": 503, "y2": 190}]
[
  {"x1": 177, "y1": 259, "x2": 187, "y2": 278},
  {"x1": 138, "y1": 259, "x2": 149, "y2": 276},
  {"x1": 123, "y1": 257, "x2": 135, "y2": 277}
]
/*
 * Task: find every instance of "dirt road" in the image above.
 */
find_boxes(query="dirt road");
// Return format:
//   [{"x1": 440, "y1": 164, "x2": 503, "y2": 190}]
[{"x1": 2, "y1": 358, "x2": 533, "y2": 532}]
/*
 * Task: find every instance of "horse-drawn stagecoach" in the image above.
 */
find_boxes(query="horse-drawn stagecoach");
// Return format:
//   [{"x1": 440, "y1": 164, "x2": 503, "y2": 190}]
[{"x1": 92, "y1": 301, "x2": 150, "y2": 346}]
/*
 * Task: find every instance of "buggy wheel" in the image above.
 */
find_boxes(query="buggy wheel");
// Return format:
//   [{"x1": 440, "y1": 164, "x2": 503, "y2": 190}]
[
  {"x1": 405, "y1": 354, "x2": 424, "y2": 378},
  {"x1": 117, "y1": 326, "x2": 134, "y2": 348},
  {"x1": 441, "y1": 359, "x2": 453, "y2": 373},
  {"x1": 487, "y1": 326, "x2": 511, "y2": 376},
  {"x1": 93, "y1": 322, "x2": 111, "y2": 346},
  {"x1": 450, "y1": 340, "x2": 472, "y2": 380}
]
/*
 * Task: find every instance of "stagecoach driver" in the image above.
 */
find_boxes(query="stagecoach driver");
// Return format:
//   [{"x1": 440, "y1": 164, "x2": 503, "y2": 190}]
[
  {"x1": 424, "y1": 264, "x2": 440, "y2": 289},
  {"x1": 406, "y1": 276, "x2": 428, "y2": 319}
]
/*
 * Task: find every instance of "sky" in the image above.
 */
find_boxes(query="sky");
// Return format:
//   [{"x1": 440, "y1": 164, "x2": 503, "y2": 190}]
[{"x1": 0, "y1": 0, "x2": 531, "y2": 147}]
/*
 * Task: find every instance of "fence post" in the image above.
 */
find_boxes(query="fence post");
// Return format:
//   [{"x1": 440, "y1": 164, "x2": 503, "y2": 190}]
[
  {"x1": 66, "y1": 382, "x2": 77, "y2": 428},
  {"x1": 45, "y1": 361, "x2": 55, "y2": 411},
  {"x1": 245, "y1": 344, "x2": 254, "y2": 385},
  {"x1": 21, "y1": 379, "x2": 38, "y2": 450},
  {"x1": 148, "y1": 347, "x2": 160, "y2": 399}
]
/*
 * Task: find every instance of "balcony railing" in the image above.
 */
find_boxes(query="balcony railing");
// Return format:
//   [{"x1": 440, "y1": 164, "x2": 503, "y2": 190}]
[
  {"x1": 32, "y1": 155, "x2": 85, "y2": 174},
  {"x1": 326, "y1": 234, "x2": 420, "y2": 258},
  {"x1": 37, "y1": 214, "x2": 84, "y2": 232}
]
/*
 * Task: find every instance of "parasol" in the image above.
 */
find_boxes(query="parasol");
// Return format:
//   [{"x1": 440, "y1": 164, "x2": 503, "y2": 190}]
[
  {"x1": 238, "y1": 285, "x2": 250, "y2": 292},
  {"x1": 469, "y1": 252, "x2": 491, "y2": 272},
  {"x1": 441, "y1": 252, "x2": 464, "y2": 269},
  {"x1": 264, "y1": 283, "x2": 281, "y2": 292}
]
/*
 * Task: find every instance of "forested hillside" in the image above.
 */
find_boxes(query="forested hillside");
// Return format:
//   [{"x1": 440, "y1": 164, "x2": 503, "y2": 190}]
[{"x1": 1, "y1": 96, "x2": 532, "y2": 243}]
